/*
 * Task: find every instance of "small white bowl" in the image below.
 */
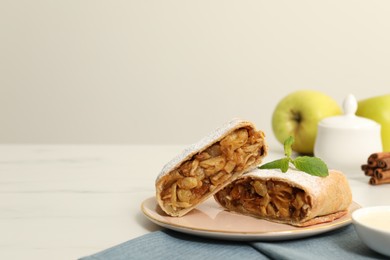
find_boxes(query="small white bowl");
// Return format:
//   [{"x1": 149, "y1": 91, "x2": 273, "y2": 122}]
[{"x1": 352, "y1": 206, "x2": 390, "y2": 257}]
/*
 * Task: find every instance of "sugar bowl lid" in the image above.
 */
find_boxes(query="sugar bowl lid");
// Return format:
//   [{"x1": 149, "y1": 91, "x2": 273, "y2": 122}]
[{"x1": 318, "y1": 94, "x2": 380, "y2": 129}]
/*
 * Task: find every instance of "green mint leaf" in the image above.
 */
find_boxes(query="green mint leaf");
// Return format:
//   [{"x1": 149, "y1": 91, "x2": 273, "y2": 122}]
[
  {"x1": 280, "y1": 158, "x2": 290, "y2": 172},
  {"x1": 292, "y1": 156, "x2": 329, "y2": 177},
  {"x1": 259, "y1": 158, "x2": 290, "y2": 173},
  {"x1": 258, "y1": 136, "x2": 329, "y2": 177},
  {"x1": 284, "y1": 136, "x2": 294, "y2": 158}
]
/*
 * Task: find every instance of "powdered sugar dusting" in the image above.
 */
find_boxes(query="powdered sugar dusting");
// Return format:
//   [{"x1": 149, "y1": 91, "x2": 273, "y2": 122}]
[
  {"x1": 156, "y1": 118, "x2": 252, "y2": 183},
  {"x1": 245, "y1": 168, "x2": 332, "y2": 197}
]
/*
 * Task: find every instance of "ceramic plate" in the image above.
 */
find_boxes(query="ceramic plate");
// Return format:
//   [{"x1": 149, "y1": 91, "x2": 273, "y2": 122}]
[{"x1": 141, "y1": 197, "x2": 361, "y2": 241}]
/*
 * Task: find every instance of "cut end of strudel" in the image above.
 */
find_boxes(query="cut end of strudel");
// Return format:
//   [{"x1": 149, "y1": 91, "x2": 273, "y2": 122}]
[
  {"x1": 155, "y1": 119, "x2": 268, "y2": 217},
  {"x1": 214, "y1": 168, "x2": 352, "y2": 227}
]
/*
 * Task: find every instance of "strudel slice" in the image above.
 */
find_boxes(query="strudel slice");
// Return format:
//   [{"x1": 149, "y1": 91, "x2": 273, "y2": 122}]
[
  {"x1": 156, "y1": 119, "x2": 268, "y2": 217},
  {"x1": 214, "y1": 168, "x2": 352, "y2": 226}
]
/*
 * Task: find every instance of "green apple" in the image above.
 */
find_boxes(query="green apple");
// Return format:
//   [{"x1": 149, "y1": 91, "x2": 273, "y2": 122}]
[
  {"x1": 356, "y1": 94, "x2": 390, "y2": 152},
  {"x1": 272, "y1": 90, "x2": 342, "y2": 154}
]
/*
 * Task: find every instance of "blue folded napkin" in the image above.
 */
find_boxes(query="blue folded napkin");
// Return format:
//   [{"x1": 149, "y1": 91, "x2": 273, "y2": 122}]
[{"x1": 79, "y1": 225, "x2": 386, "y2": 260}]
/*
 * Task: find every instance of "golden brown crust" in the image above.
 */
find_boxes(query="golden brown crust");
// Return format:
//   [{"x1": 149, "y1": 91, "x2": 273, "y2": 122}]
[
  {"x1": 155, "y1": 119, "x2": 268, "y2": 217},
  {"x1": 214, "y1": 169, "x2": 352, "y2": 226},
  {"x1": 297, "y1": 210, "x2": 347, "y2": 227}
]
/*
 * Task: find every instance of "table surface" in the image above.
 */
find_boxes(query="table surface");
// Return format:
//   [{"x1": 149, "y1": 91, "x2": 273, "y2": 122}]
[{"x1": 1, "y1": 144, "x2": 389, "y2": 260}]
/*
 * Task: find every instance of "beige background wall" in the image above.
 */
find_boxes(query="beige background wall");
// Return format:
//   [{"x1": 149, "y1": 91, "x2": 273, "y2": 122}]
[{"x1": 1, "y1": 1, "x2": 389, "y2": 148}]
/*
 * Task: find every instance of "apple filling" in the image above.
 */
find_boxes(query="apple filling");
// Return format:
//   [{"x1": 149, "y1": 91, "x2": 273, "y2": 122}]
[
  {"x1": 159, "y1": 128, "x2": 266, "y2": 213},
  {"x1": 215, "y1": 177, "x2": 313, "y2": 222}
]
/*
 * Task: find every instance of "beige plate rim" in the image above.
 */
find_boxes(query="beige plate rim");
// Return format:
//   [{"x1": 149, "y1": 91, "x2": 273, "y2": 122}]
[{"x1": 141, "y1": 197, "x2": 361, "y2": 241}]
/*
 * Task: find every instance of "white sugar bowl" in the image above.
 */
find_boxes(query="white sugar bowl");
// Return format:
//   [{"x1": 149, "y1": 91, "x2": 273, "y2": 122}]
[{"x1": 314, "y1": 94, "x2": 382, "y2": 174}]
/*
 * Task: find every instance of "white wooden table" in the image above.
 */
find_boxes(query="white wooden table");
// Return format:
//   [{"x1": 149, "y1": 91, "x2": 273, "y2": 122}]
[{"x1": 1, "y1": 145, "x2": 389, "y2": 260}]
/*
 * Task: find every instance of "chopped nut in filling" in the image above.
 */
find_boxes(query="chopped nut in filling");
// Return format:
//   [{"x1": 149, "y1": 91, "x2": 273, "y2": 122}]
[
  {"x1": 159, "y1": 128, "x2": 266, "y2": 213},
  {"x1": 215, "y1": 178, "x2": 313, "y2": 222}
]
